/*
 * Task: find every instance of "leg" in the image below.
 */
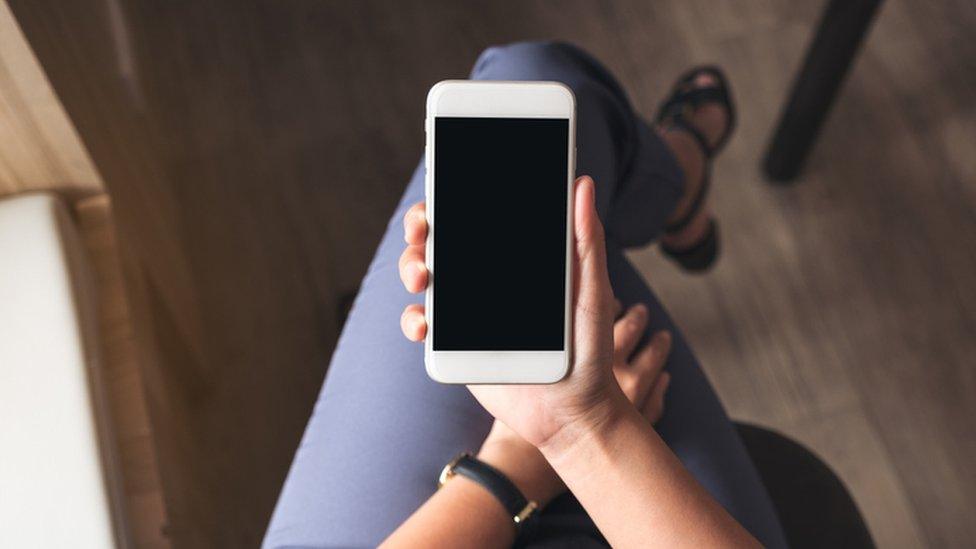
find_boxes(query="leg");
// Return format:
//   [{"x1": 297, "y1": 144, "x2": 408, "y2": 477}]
[
  {"x1": 762, "y1": 0, "x2": 883, "y2": 182},
  {"x1": 263, "y1": 160, "x2": 493, "y2": 549},
  {"x1": 471, "y1": 42, "x2": 684, "y2": 248},
  {"x1": 264, "y1": 42, "x2": 785, "y2": 548},
  {"x1": 265, "y1": 42, "x2": 680, "y2": 548}
]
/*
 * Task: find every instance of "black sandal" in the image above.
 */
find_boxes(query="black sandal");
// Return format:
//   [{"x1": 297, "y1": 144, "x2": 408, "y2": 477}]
[{"x1": 655, "y1": 66, "x2": 736, "y2": 273}]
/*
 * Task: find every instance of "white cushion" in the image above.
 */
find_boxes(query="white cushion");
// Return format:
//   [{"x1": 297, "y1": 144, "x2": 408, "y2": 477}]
[{"x1": 0, "y1": 193, "x2": 120, "y2": 548}]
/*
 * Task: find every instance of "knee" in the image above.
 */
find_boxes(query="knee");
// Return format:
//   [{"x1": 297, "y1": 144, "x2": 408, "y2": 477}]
[{"x1": 470, "y1": 41, "x2": 585, "y2": 81}]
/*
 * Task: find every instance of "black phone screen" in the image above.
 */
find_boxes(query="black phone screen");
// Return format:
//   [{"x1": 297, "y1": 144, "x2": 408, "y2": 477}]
[{"x1": 433, "y1": 117, "x2": 569, "y2": 351}]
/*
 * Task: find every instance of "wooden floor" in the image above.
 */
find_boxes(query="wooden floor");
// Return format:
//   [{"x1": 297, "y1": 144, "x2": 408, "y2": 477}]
[
  {"x1": 623, "y1": 2, "x2": 976, "y2": 546},
  {"x1": 10, "y1": 0, "x2": 975, "y2": 547}
]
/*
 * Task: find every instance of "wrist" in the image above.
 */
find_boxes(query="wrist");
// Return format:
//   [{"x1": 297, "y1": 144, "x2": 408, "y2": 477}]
[
  {"x1": 477, "y1": 438, "x2": 564, "y2": 506},
  {"x1": 537, "y1": 389, "x2": 635, "y2": 464}
]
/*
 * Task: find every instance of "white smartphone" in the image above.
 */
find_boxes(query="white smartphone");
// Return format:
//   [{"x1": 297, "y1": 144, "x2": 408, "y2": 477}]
[{"x1": 424, "y1": 80, "x2": 576, "y2": 384}]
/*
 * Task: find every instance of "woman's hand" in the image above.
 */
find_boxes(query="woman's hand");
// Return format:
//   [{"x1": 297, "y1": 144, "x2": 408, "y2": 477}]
[
  {"x1": 608, "y1": 300, "x2": 672, "y2": 424},
  {"x1": 399, "y1": 176, "x2": 663, "y2": 448},
  {"x1": 397, "y1": 176, "x2": 759, "y2": 548},
  {"x1": 475, "y1": 304, "x2": 672, "y2": 505}
]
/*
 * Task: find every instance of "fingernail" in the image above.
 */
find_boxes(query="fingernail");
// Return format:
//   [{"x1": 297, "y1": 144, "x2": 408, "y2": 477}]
[
  {"x1": 412, "y1": 261, "x2": 426, "y2": 276},
  {"x1": 659, "y1": 331, "x2": 672, "y2": 345},
  {"x1": 632, "y1": 303, "x2": 647, "y2": 317}
]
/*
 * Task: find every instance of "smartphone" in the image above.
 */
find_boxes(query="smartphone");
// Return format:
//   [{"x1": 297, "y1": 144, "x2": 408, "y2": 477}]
[{"x1": 424, "y1": 80, "x2": 576, "y2": 384}]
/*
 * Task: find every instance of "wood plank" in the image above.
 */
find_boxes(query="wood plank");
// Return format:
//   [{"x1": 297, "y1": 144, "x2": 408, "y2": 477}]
[
  {"x1": 75, "y1": 194, "x2": 170, "y2": 549},
  {"x1": 0, "y1": 0, "x2": 100, "y2": 196}
]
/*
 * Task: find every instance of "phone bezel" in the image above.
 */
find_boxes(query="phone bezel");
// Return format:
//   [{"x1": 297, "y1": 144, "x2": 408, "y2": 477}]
[{"x1": 424, "y1": 80, "x2": 576, "y2": 384}]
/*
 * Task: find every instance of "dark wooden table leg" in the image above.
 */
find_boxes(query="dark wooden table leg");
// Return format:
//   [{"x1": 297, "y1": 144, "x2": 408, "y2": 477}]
[{"x1": 762, "y1": 0, "x2": 883, "y2": 183}]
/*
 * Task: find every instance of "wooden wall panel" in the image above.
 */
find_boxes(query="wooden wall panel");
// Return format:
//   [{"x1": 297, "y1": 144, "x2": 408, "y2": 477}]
[
  {"x1": 0, "y1": 0, "x2": 100, "y2": 196},
  {"x1": 75, "y1": 194, "x2": 170, "y2": 548},
  {"x1": 2, "y1": 3, "x2": 167, "y2": 545}
]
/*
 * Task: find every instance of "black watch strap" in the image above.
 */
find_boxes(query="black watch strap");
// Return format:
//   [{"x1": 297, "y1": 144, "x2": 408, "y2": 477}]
[{"x1": 439, "y1": 453, "x2": 538, "y2": 529}]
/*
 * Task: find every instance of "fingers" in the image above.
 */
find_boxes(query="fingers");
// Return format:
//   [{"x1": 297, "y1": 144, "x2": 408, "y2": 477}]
[
  {"x1": 613, "y1": 303, "x2": 648, "y2": 362},
  {"x1": 400, "y1": 201, "x2": 429, "y2": 293},
  {"x1": 573, "y1": 176, "x2": 614, "y2": 326},
  {"x1": 403, "y1": 202, "x2": 427, "y2": 245},
  {"x1": 615, "y1": 329, "x2": 671, "y2": 406},
  {"x1": 399, "y1": 244, "x2": 428, "y2": 293},
  {"x1": 630, "y1": 330, "x2": 672, "y2": 405},
  {"x1": 400, "y1": 304, "x2": 427, "y2": 341},
  {"x1": 399, "y1": 203, "x2": 428, "y2": 342},
  {"x1": 643, "y1": 372, "x2": 671, "y2": 424}
]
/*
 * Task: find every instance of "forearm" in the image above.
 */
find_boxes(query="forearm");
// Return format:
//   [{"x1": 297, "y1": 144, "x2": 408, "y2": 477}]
[
  {"x1": 382, "y1": 434, "x2": 561, "y2": 548},
  {"x1": 541, "y1": 395, "x2": 760, "y2": 548},
  {"x1": 380, "y1": 476, "x2": 515, "y2": 548}
]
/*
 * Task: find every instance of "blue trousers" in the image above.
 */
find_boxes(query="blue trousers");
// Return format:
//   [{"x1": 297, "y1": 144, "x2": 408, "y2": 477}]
[{"x1": 264, "y1": 42, "x2": 788, "y2": 549}]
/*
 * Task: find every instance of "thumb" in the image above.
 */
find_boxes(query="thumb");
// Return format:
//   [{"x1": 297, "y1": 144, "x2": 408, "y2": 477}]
[{"x1": 574, "y1": 176, "x2": 612, "y2": 324}]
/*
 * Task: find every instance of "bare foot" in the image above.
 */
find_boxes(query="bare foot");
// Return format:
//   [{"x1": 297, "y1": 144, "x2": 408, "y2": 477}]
[{"x1": 657, "y1": 73, "x2": 729, "y2": 251}]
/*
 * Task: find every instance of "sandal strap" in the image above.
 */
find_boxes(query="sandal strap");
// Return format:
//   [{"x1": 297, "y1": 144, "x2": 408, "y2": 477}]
[
  {"x1": 660, "y1": 219, "x2": 719, "y2": 273},
  {"x1": 662, "y1": 87, "x2": 730, "y2": 119},
  {"x1": 656, "y1": 65, "x2": 737, "y2": 156},
  {"x1": 664, "y1": 114, "x2": 713, "y2": 160},
  {"x1": 665, "y1": 168, "x2": 711, "y2": 234},
  {"x1": 655, "y1": 65, "x2": 736, "y2": 236},
  {"x1": 657, "y1": 86, "x2": 728, "y2": 159}
]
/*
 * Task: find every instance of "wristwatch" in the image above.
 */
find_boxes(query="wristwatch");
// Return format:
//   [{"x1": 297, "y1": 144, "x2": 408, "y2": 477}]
[{"x1": 439, "y1": 453, "x2": 539, "y2": 532}]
